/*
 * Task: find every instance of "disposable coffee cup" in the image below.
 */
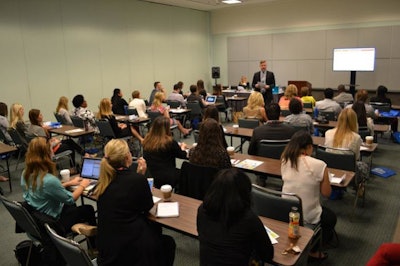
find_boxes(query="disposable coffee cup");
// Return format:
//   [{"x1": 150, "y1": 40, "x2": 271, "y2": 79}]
[
  {"x1": 365, "y1": 136, "x2": 373, "y2": 145},
  {"x1": 160, "y1": 184, "x2": 172, "y2": 201},
  {"x1": 60, "y1": 169, "x2": 70, "y2": 183},
  {"x1": 233, "y1": 124, "x2": 239, "y2": 132},
  {"x1": 227, "y1": 146, "x2": 235, "y2": 156}
]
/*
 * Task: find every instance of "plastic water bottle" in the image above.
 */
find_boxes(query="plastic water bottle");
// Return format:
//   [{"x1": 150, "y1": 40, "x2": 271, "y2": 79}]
[
  {"x1": 313, "y1": 107, "x2": 319, "y2": 119},
  {"x1": 288, "y1": 207, "x2": 300, "y2": 239}
]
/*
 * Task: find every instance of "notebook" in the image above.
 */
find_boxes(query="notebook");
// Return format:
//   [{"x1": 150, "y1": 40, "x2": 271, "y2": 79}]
[
  {"x1": 205, "y1": 95, "x2": 217, "y2": 104},
  {"x1": 80, "y1": 157, "x2": 101, "y2": 192}
]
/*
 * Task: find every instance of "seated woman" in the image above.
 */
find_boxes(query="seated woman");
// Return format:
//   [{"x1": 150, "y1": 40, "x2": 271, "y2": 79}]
[
  {"x1": 21, "y1": 137, "x2": 96, "y2": 264},
  {"x1": 150, "y1": 92, "x2": 191, "y2": 136},
  {"x1": 346, "y1": 89, "x2": 376, "y2": 119},
  {"x1": 370, "y1": 85, "x2": 392, "y2": 105},
  {"x1": 143, "y1": 116, "x2": 188, "y2": 188},
  {"x1": 72, "y1": 94, "x2": 98, "y2": 131},
  {"x1": 129, "y1": 90, "x2": 148, "y2": 118},
  {"x1": 10, "y1": 103, "x2": 30, "y2": 140},
  {"x1": 197, "y1": 168, "x2": 274, "y2": 265},
  {"x1": 238, "y1": 75, "x2": 250, "y2": 89},
  {"x1": 243, "y1": 91, "x2": 267, "y2": 123},
  {"x1": 28, "y1": 108, "x2": 85, "y2": 165},
  {"x1": 95, "y1": 139, "x2": 175, "y2": 266},
  {"x1": 203, "y1": 106, "x2": 228, "y2": 148},
  {"x1": 352, "y1": 100, "x2": 374, "y2": 137},
  {"x1": 279, "y1": 84, "x2": 302, "y2": 110},
  {"x1": 189, "y1": 118, "x2": 231, "y2": 169},
  {"x1": 111, "y1": 88, "x2": 129, "y2": 115},
  {"x1": 300, "y1": 86, "x2": 316, "y2": 107},
  {"x1": 55, "y1": 96, "x2": 73, "y2": 125},
  {"x1": 97, "y1": 98, "x2": 143, "y2": 142},
  {"x1": 0, "y1": 102, "x2": 13, "y2": 144},
  {"x1": 281, "y1": 130, "x2": 336, "y2": 260},
  {"x1": 284, "y1": 98, "x2": 314, "y2": 134}
]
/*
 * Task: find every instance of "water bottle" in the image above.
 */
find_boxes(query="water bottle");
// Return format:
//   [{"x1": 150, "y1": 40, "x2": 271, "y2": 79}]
[
  {"x1": 288, "y1": 207, "x2": 300, "y2": 239},
  {"x1": 313, "y1": 107, "x2": 319, "y2": 119}
]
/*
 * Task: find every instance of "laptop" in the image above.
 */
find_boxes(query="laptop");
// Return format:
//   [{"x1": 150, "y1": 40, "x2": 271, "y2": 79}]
[
  {"x1": 80, "y1": 157, "x2": 101, "y2": 193},
  {"x1": 205, "y1": 95, "x2": 217, "y2": 104}
]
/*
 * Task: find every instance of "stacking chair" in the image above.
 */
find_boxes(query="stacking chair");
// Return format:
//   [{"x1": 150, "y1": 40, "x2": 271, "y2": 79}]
[
  {"x1": 238, "y1": 118, "x2": 259, "y2": 129},
  {"x1": 281, "y1": 109, "x2": 291, "y2": 117},
  {"x1": 7, "y1": 127, "x2": 28, "y2": 171},
  {"x1": 71, "y1": 116, "x2": 86, "y2": 128},
  {"x1": 166, "y1": 100, "x2": 181, "y2": 108},
  {"x1": 186, "y1": 101, "x2": 203, "y2": 126},
  {"x1": 126, "y1": 107, "x2": 138, "y2": 116},
  {"x1": 178, "y1": 161, "x2": 220, "y2": 200},
  {"x1": 216, "y1": 95, "x2": 230, "y2": 122},
  {"x1": 54, "y1": 112, "x2": 68, "y2": 125},
  {"x1": 1, "y1": 195, "x2": 43, "y2": 265},
  {"x1": 370, "y1": 102, "x2": 391, "y2": 113},
  {"x1": 303, "y1": 102, "x2": 313, "y2": 109},
  {"x1": 257, "y1": 139, "x2": 290, "y2": 160},
  {"x1": 45, "y1": 224, "x2": 97, "y2": 266},
  {"x1": 358, "y1": 126, "x2": 371, "y2": 141},
  {"x1": 319, "y1": 111, "x2": 336, "y2": 121},
  {"x1": 251, "y1": 184, "x2": 323, "y2": 259},
  {"x1": 95, "y1": 119, "x2": 132, "y2": 148}
]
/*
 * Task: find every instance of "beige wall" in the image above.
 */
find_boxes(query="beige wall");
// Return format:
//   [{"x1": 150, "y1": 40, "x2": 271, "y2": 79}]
[{"x1": 0, "y1": 0, "x2": 211, "y2": 120}]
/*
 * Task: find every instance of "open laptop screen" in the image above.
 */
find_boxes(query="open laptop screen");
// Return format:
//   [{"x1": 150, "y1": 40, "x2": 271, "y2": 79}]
[
  {"x1": 80, "y1": 158, "x2": 101, "y2": 180},
  {"x1": 205, "y1": 95, "x2": 217, "y2": 104}
]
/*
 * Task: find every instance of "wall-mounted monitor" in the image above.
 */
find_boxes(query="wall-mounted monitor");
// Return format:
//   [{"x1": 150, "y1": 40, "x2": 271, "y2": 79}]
[{"x1": 333, "y1": 47, "x2": 376, "y2": 71}]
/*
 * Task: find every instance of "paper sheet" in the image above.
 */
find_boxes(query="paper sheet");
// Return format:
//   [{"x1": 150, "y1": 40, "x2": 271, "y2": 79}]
[
  {"x1": 264, "y1": 226, "x2": 279, "y2": 244},
  {"x1": 156, "y1": 202, "x2": 179, "y2": 218},
  {"x1": 235, "y1": 159, "x2": 263, "y2": 170}
]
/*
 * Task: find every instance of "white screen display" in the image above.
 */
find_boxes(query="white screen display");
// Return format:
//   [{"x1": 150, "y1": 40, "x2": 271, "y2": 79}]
[{"x1": 333, "y1": 47, "x2": 375, "y2": 71}]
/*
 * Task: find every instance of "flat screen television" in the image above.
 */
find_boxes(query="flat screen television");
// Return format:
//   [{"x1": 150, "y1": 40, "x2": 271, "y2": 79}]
[{"x1": 333, "y1": 47, "x2": 376, "y2": 71}]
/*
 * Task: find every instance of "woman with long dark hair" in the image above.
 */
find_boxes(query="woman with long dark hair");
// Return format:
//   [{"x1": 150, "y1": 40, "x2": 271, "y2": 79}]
[
  {"x1": 197, "y1": 168, "x2": 273, "y2": 265},
  {"x1": 111, "y1": 88, "x2": 129, "y2": 115}
]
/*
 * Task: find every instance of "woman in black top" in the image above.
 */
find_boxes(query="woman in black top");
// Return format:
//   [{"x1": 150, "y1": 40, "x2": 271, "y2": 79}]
[
  {"x1": 111, "y1": 88, "x2": 129, "y2": 115},
  {"x1": 143, "y1": 116, "x2": 188, "y2": 188},
  {"x1": 197, "y1": 168, "x2": 274, "y2": 265},
  {"x1": 95, "y1": 139, "x2": 175, "y2": 266},
  {"x1": 203, "y1": 106, "x2": 228, "y2": 148},
  {"x1": 370, "y1": 85, "x2": 392, "y2": 105},
  {"x1": 190, "y1": 118, "x2": 231, "y2": 169}
]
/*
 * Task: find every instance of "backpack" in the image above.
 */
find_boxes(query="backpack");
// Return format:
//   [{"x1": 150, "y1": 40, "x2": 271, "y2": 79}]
[{"x1": 14, "y1": 240, "x2": 43, "y2": 266}]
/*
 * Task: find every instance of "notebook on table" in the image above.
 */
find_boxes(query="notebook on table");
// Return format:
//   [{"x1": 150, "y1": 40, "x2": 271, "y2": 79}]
[{"x1": 205, "y1": 95, "x2": 217, "y2": 104}]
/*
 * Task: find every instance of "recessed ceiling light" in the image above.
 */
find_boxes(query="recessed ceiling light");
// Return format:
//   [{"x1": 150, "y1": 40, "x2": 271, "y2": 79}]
[{"x1": 222, "y1": 0, "x2": 242, "y2": 4}]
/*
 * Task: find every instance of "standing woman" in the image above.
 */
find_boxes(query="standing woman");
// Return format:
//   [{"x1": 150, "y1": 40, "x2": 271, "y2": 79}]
[
  {"x1": 243, "y1": 91, "x2": 268, "y2": 123},
  {"x1": 281, "y1": 130, "x2": 336, "y2": 259},
  {"x1": 143, "y1": 116, "x2": 188, "y2": 188},
  {"x1": 111, "y1": 88, "x2": 129, "y2": 115},
  {"x1": 197, "y1": 168, "x2": 274, "y2": 265},
  {"x1": 95, "y1": 139, "x2": 175, "y2": 266},
  {"x1": 22, "y1": 137, "x2": 96, "y2": 264},
  {"x1": 56, "y1": 96, "x2": 73, "y2": 125},
  {"x1": 189, "y1": 118, "x2": 231, "y2": 169},
  {"x1": 97, "y1": 98, "x2": 143, "y2": 142}
]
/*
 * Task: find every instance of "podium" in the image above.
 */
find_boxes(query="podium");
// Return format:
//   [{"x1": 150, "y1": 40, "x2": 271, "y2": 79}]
[{"x1": 288, "y1": 80, "x2": 312, "y2": 90}]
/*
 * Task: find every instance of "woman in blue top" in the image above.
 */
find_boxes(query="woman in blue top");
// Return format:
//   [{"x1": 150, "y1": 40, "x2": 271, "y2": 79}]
[{"x1": 22, "y1": 137, "x2": 96, "y2": 264}]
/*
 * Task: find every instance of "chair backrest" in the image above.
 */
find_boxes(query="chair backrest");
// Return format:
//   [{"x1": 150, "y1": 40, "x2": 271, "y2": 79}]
[
  {"x1": 215, "y1": 95, "x2": 227, "y2": 109},
  {"x1": 126, "y1": 107, "x2": 138, "y2": 116},
  {"x1": 186, "y1": 101, "x2": 203, "y2": 117},
  {"x1": 7, "y1": 127, "x2": 28, "y2": 149},
  {"x1": 303, "y1": 102, "x2": 313, "y2": 109},
  {"x1": 193, "y1": 129, "x2": 199, "y2": 143},
  {"x1": 358, "y1": 126, "x2": 370, "y2": 141},
  {"x1": 257, "y1": 139, "x2": 290, "y2": 160},
  {"x1": 0, "y1": 195, "x2": 42, "y2": 241},
  {"x1": 95, "y1": 119, "x2": 116, "y2": 139},
  {"x1": 370, "y1": 102, "x2": 391, "y2": 112},
  {"x1": 166, "y1": 100, "x2": 181, "y2": 108},
  {"x1": 44, "y1": 224, "x2": 94, "y2": 266},
  {"x1": 315, "y1": 145, "x2": 356, "y2": 171},
  {"x1": 319, "y1": 111, "x2": 336, "y2": 121},
  {"x1": 54, "y1": 112, "x2": 67, "y2": 125},
  {"x1": 251, "y1": 184, "x2": 304, "y2": 226},
  {"x1": 0, "y1": 128, "x2": 11, "y2": 145},
  {"x1": 238, "y1": 118, "x2": 259, "y2": 129},
  {"x1": 70, "y1": 116, "x2": 85, "y2": 128},
  {"x1": 147, "y1": 110, "x2": 163, "y2": 122},
  {"x1": 178, "y1": 161, "x2": 220, "y2": 200},
  {"x1": 281, "y1": 109, "x2": 291, "y2": 117}
]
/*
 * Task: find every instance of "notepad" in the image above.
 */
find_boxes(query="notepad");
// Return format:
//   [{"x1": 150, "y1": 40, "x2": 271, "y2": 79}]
[
  {"x1": 264, "y1": 226, "x2": 279, "y2": 244},
  {"x1": 156, "y1": 202, "x2": 179, "y2": 218},
  {"x1": 235, "y1": 159, "x2": 263, "y2": 170},
  {"x1": 329, "y1": 173, "x2": 345, "y2": 184},
  {"x1": 65, "y1": 128, "x2": 84, "y2": 134}
]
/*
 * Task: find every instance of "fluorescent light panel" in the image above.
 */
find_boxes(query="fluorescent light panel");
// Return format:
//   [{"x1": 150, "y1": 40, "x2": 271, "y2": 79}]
[{"x1": 222, "y1": 0, "x2": 242, "y2": 4}]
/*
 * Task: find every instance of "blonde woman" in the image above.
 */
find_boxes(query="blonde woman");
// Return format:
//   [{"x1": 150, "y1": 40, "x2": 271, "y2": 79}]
[
  {"x1": 324, "y1": 108, "x2": 362, "y2": 160},
  {"x1": 150, "y1": 92, "x2": 191, "y2": 136},
  {"x1": 279, "y1": 84, "x2": 302, "y2": 110},
  {"x1": 10, "y1": 103, "x2": 29, "y2": 139},
  {"x1": 243, "y1": 91, "x2": 267, "y2": 123},
  {"x1": 56, "y1": 96, "x2": 73, "y2": 125},
  {"x1": 96, "y1": 98, "x2": 143, "y2": 142},
  {"x1": 95, "y1": 139, "x2": 175, "y2": 265}
]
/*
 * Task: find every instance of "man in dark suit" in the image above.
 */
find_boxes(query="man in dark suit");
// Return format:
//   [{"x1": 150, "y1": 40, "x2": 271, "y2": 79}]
[
  {"x1": 251, "y1": 60, "x2": 276, "y2": 105},
  {"x1": 248, "y1": 103, "x2": 296, "y2": 155}
]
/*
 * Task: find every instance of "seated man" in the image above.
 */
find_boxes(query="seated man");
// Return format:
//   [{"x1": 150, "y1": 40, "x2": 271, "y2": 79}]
[
  {"x1": 186, "y1": 84, "x2": 209, "y2": 109},
  {"x1": 248, "y1": 103, "x2": 297, "y2": 155},
  {"x1": 315, "y1": 88, "x2": 342, "y2": 118},
  {"x1": 333, "y1": 84, "x2": 354, "y2": 105},
  {"x1": 167, "y1": 83, "x2": 186, "y2": 108}
]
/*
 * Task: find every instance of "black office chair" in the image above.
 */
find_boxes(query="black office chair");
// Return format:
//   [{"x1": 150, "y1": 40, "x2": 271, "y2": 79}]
[
  {"x1": 54, "y1": 112, "x2": 67, "y2": 125},
  {"x1": 257, "y1": 139, "x2": 290, "y2": 160},
  {"x1": 45, "y1": 224, "x2": 97, "y2": 266},
  {"x1": 7, "y1": 127, "x2": 29, "y2": 171},
  {"x1": 71, "y1": 116, "x2": 85, "y2": 128},
  {"x1": 178, "y1": 161, "x2": 220, "y2": 200}
]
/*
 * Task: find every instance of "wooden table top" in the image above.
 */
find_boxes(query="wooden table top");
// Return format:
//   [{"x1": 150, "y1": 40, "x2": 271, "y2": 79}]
[
  {"x1": 49, "y1": 125, "x2": 94, "y2": 137},
  {"x1": 313, "y1": 120, "x2": 389, "y2": 133},
  {"x1": 0, "y1": 142, "x2": 17, "y2": 155},
  {"x1": 231, "y1": 153, "x2": 355, "y2": 188},
  {"x1": 149, "y1": 189, "x2": 314, "y2": 266},
  {"x1": 226, "y1": 96, "x2": 248, "y2": 101}
]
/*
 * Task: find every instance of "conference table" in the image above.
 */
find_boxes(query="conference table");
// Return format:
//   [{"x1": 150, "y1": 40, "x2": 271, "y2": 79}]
[
  {"x1": 0, "y1": 142, "x2": 18, "y2": 192},
  {"x1": 149, "y1": 189, "x2": 314, "y2": 266}
]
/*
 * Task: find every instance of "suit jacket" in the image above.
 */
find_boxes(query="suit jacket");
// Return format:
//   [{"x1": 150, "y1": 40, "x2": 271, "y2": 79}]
[{"x1": 251, "y1": 71, "x2": 276, "y2": 104}]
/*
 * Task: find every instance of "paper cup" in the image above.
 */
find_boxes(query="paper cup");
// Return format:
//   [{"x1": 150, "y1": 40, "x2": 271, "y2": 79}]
[
  {"x1": 227, "y1": 146, "x2": 235, "y2": 156},
  {"x1": 365, "y1": 136, "x2": 373, "y2": 145},
  {"x1": 60, "y1": 169, "x2": 70, "y2": 183},
  {"x1": 233, "y1": 124, "x2": 239, "y2": 132},
  {"x1": 160, "y1": 184, "x2": 172, "y2": 201}
]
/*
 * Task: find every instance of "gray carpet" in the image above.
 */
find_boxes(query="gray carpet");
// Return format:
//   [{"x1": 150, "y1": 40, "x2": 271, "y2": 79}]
[{"x1": 1, "y1": 127, "x2": 399, "y2": 266}]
